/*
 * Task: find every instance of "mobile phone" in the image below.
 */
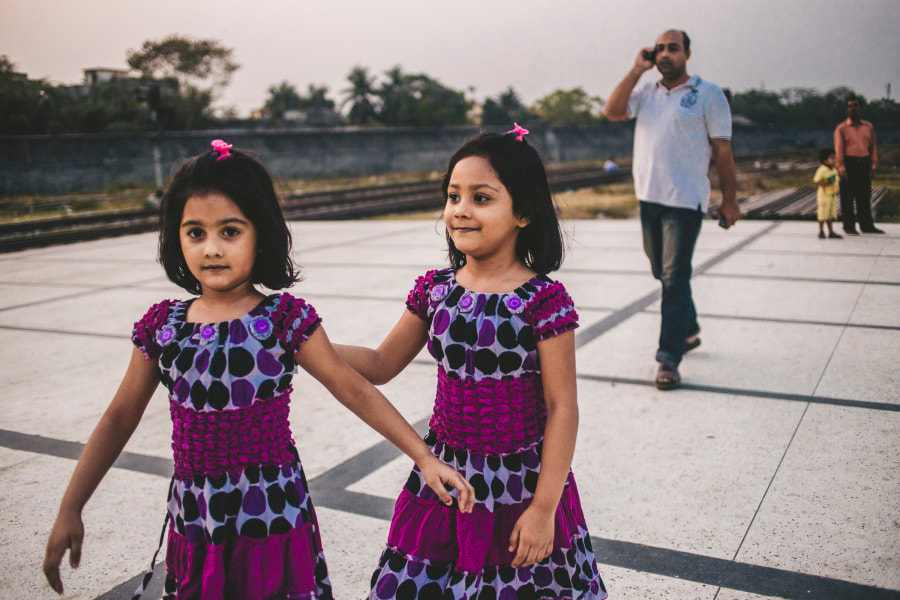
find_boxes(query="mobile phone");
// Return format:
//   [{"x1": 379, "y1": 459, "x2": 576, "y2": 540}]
[
  {"x1": 718, "y1": 216, "x2": 728, "y2": 229},
  {"x1": 643, "y1": 48, "x2": 657, "y2": 64}
]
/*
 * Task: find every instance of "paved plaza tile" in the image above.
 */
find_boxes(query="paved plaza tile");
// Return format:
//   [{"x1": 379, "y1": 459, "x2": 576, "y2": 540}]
[{"x1": 1, "y1": 219, "x2": 897, "y2": 599}]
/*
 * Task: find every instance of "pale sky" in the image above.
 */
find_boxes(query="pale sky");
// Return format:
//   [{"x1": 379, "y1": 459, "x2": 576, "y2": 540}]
[{"x1": 2, "y1": 0, "x2": 898, "y2": 117}]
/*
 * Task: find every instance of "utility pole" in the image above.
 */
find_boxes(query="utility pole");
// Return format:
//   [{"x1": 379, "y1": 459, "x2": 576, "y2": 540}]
[{"x1": 147, "y1": 84, "x2": 164, "y2": 207}]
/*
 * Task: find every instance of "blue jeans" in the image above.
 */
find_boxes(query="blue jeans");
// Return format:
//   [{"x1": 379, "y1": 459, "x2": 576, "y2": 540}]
[{"x1": 640, "y1": 201, "x2": 703, "y2": 366}]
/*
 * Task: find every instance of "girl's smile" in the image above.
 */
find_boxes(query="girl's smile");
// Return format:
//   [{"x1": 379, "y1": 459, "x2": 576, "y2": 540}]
[{"x1": 444, "y1": 156, "x2": 529, "y2": 263}]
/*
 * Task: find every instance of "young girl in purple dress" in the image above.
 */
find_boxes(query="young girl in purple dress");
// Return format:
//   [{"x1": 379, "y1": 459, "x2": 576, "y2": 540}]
[
  {"x1": 337, "y1": 127, "x2": 607, "y2": 600},
  {"x1": 43, "y1": 141, "x2": 475, "y2": 599}
]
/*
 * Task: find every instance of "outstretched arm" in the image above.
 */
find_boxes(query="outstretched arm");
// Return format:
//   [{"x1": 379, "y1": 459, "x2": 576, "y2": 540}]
[
  {"x1": 333, "y1": 310, "x2": 427, "y2": 385},
  {"x1": 509, "y1": 330, "x2": 578, "y2": 568},
  {"x1": 44, "y1": 347, "x2": 161, "y2": 594},
  {"x1": 297, "y1": 326, "x2": 474, "y2": 511},
  {"x1": 602, "y1": 47, "x2": 654, "y2": 121}
]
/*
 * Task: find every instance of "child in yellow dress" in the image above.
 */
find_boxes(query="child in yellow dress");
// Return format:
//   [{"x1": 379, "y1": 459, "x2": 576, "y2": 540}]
[{"x1": 814, "y1": 149, "x2": 842, "y2": 239}]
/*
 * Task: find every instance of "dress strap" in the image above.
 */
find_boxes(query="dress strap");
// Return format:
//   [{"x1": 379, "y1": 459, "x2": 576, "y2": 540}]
[{"x1": 131, "y1": 477, "x2": 174, "y2": 600}]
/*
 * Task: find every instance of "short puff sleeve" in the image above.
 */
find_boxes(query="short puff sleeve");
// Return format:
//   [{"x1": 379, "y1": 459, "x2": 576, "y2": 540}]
[
  {"x1": 405, "y1": 269, "x2": 443, "y2": 320},
  {"x1": 131, "y1": 300, "x2": 173, "y2": 360},
  {"x1": 524, "y1": 281, "x2": 579, "y2": 342},
  {"x1": 272, "y1": 293, "x2": 322, "y2": 355}
]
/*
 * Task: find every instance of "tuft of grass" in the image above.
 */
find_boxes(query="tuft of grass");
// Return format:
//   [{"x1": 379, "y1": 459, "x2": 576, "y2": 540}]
[
  {"x1": 554, "y1": 184, "x2": 639, "y2": 219},
  {"x1": 876, "y1": 188, "x2": 898, "y2": 222}
]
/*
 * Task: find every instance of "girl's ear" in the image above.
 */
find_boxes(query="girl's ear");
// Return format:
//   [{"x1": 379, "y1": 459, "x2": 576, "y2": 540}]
[{"x1": 516, "y1": 215, "x2": 531, "y2": 228}]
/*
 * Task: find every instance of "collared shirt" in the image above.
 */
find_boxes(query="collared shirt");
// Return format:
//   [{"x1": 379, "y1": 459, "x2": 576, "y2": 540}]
[
  {"x1": 627, "y1": 75, "x2": 732, "y2": 213},
  {"x1": 834, "y1": 118, "x2": 877, "y2": 170}
]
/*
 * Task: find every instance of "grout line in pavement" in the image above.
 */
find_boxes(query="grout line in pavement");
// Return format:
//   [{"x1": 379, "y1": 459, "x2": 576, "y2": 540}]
[{"x1": 574, "y1": 222, "x2": 781, "y2": 349}]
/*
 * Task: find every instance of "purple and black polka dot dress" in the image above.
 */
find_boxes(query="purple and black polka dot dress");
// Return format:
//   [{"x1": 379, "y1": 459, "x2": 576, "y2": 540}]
[
  {"x1": 132, "y1": 293, "x2": 333, "y2": 599},
  {"x1": 369, "y1": 269, "x2": 607, "y2": 600}
]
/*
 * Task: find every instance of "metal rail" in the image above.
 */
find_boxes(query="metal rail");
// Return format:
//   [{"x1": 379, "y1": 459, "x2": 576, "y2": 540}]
[
  {"x1": 0, "y1": 166, "x2": 628, "y2": 253},
  {"x1": 717, "y1": 186, "x2": 890, "y2": 220}
]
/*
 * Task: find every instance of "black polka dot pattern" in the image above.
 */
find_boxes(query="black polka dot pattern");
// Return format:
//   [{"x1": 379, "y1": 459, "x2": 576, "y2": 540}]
[
  {"x1": 374, "y1": 431, "x2": 604, "y2": 598},
  {"x1": 128, "y1": 295, "x2": 334, "y2": 598},
  {"x1": 169, "y1": 461, "x2": 315, "y2": 544},
  {"x1": 375, "y1": 269, "x2": 596, "y2": 599},
  {"x1": 133, "y1": 294, "x2": 318, "y2": 412},
  {"x1": 409, "y1": 269, "x2": 575, "y2": 381},
  {"x1": 369, "y1": 541, "x2": 606, "y2": 600},
  {"x1": 405, "y1": 434, "x2": 543, "y2": 512}
]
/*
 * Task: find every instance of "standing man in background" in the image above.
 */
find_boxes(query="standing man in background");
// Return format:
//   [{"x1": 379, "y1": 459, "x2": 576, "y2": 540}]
[
  {"x1": 603, "y1": 29, "x2": 740, "y2": 390},
  {"x1": 834, "y1": 96, "x2": 883, "y2": 235}
]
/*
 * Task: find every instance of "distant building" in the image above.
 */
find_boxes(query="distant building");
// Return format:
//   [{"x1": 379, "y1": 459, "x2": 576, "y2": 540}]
[
  {"x1": 467, "y1": 101, "x2": 483, "y2": 125},
  {"x1": 83, "y1": 68, "x2": 132, "y2": 87}
]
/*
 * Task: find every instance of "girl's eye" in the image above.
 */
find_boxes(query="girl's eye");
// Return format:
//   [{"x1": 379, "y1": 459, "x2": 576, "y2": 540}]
[
  {"x1": 474, "y1": 194, "x2": 490, "y2": 204},
  {"x1": 222, "y1": 227, "x2": 240, "y2": 237},
  {"x1": 186, "y1": 227, "x2": 204, "y2": 239},
  {"x1": 447, "y1": 193, "x2": 460, "y2": 203}
]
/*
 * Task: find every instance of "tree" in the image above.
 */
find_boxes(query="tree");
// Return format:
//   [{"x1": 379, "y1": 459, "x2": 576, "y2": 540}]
[
  {"x1": 376, "y1": 65, "x2": 405, "y2": 125},
  {"x1": 0, "y1": 56, "x2": 51, "y2": 134},
  {"x1": 299, "y1": 84, "x2": 335, "y2": 110},
  {"x1": 343, "y1": 66, "x2": 377, "y2": 125},
  {"x1": 127, "y1": 35, "x2": 238, "y2": 90},
  {"x1": 532, "y1": 87, "x2": 602, "y2": 124},
  {"x1": 264, "y1": 81, "x2": 304, "y2": 119},
  {"x1": 127, "y1": 35, "x2": 238, "y2": 129},
  {"x1": 482, "y1": 86, "x2": 529, "y2": 125},
  {"x1": 729, "y1": 86, "x2": 870, "y2": 127},
  {"x1": 381, "y1": 72, "x2": 468, "y2": 126},
  {"x1": 730, "y1": 89, "x2": 786, "y2": 124}
]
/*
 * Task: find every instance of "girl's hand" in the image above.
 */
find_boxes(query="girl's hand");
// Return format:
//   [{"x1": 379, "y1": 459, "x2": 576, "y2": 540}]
[
  {"x1": 418, "y1": 456, "x2": 476, "y2": 513},
  {"x1": 43, "y1": 509, "x2": 84, "y2": 594},
  {"x1": 509, "y1": 504, "x2": 555, "y2": 568}
]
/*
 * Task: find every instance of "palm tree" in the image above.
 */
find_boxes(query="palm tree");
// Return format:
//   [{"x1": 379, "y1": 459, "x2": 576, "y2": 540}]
[
  {"x1": 377, "y1": 65, "x2": 405, "y2": 125},
  {"x1": 342, "y1": 66, "x2": 377, "y2": 125}
]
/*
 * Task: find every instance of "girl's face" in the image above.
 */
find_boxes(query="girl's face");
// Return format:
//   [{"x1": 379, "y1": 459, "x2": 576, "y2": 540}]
[
  {"x1": 180, "y1": 193, "x2": 258, "y2": 296},
  {"x1": 444, "y1": 156, "x2": 529, "y2": 263}
]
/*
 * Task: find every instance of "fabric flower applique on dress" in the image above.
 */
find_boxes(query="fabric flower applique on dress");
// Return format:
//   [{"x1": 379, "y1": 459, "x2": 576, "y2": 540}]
[
  {"x1": 193, "y1": 324, "x2": 219, "y2": 346},
  {"x1": 249, "y1": 315, "x2": 273, "y2": 341},
  {"x1": 430, "y1": 283, "x2": 450, "y2": 304},
  {"x1": 457, "y1": 291, "x2": 476, "y2": 313},
  {"x1": 156, "y1": 324, "x2": 177, "y2": 347},
  {"x1": 503, "y1": 294, "x2": 526, "y2": 315}
]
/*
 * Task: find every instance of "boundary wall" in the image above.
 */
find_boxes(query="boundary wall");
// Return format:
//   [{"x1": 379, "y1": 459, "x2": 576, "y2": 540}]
[{"x1": 2, "y1": 124, "x2": 897, "y2": 194}]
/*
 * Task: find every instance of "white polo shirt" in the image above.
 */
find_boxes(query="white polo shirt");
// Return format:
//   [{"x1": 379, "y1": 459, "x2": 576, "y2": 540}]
[{"x1": 627, "y1": 75, "x2": 732, "y2": 213}]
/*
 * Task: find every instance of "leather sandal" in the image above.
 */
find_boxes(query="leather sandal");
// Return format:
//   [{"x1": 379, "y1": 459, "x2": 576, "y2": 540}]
[
  {"x1": 685, "y1": 335, "x2": 701, "y2": 353},
  {"x1": 656, "y1": 361, "x2": 681, "y2": 390}
]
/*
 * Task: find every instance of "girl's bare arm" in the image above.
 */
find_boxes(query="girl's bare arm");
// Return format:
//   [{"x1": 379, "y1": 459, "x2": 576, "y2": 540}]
[
  {"x1": 297, "y1": 326, "x2": 474, "y2": 511},
  {"x1": 509, "y1": 330, "x2": 578, "y2": 568},
  {"x1": 333, "y1": 310, "x2": 427, "y2": 385},
  {"x1": 44, "y1": 347, "x2": 161, "y2": 594}
]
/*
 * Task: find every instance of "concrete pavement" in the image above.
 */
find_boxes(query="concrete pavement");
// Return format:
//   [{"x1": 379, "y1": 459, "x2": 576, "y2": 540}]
[{"x1": 1, "y1": 218, "x2": 898, "y2": 599}]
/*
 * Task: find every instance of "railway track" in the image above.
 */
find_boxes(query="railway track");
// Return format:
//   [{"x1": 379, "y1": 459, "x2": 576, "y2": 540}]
[
  {"x1": 0, "y1": 165, "x2": 628, "y2": 253},
  {"x1": 710, "y1": 186, "x2": 890, "y2": 220}
]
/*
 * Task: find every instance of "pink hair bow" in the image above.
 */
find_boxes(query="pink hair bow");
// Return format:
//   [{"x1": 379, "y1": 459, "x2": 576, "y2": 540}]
[
  {"x1": 211, "y1": 139, "x2": 232, "y2": 161},
  {"x1": 507, "y1": 123, "x2": 529, "y2": 142}
]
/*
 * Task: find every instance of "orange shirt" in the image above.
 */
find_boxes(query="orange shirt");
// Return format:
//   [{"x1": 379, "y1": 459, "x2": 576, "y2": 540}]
[{"x1": 834, "y1": 118, "x2": 877, "y2": 170}]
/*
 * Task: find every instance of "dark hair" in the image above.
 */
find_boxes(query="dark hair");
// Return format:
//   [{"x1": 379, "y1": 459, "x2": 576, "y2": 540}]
[
  {"x1": 819, "y1": 148, "x2": 836, "y2": 163},
  {"x1": 441, "y1": 131, "x2": 563, "y2": 273},
  {"x1": 159, "y1": 146, "x2": 300, "y2": 295},
  {"x1": 681, "y1": 30, "x2": 691, "y2": 52},
  {"x1": 846, "y1": 95, "x2": 863, "y2": 106}
]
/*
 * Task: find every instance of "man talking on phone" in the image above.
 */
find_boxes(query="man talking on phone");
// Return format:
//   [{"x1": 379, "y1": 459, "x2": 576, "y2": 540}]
[{"x1": 603, "y1": 29, "x2": 740, "y2": 390}]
